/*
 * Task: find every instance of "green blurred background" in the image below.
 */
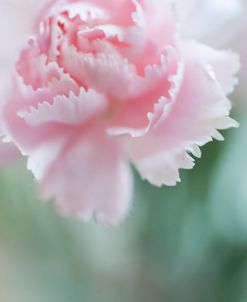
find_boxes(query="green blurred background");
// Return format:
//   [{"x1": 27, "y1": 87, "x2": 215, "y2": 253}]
[{"x1": 0, "y1": 107, "x2": 246, "y2": 301}]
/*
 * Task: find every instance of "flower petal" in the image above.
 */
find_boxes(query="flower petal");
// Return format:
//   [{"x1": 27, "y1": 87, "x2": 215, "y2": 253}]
[
  {"x1": 127, "y1": 57, "x2": 238, "y2": 186},
  {"x1": 181, "y1": 41, "x2": 240, "y2": 95},
  {"x1": 59, "y1": 41, "x2": 140, "y2": 100},
  {"x1": 18, "y1": 88, "x2": 107, "y2": 126},
  {"x1": 40, "y1": 134, "x2": 133, "y2": 224},
  {"x1": 27, "y1": 136, "x2": 67, "y2": 180},
  {"x1": 3, "y1": 63, "x2": 79, "y2": 153},
  {"x1": 107, "y1": 51, "x2": 181, "y2": 136},
  {"x1": 135, "y1": 149, "x2": 194, "y2": 186}
]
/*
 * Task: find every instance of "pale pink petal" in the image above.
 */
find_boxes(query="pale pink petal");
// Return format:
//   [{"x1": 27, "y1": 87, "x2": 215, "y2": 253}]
[
  {"x1": 59, "y1": 39, "x2": 171, "y2": 102},
  {"x1": 3, "y1": 63, "x2": 79, "y2": 153},
  {"x1": 140, "y1": 0, "x2": 176, "y2": 45},
  {"x1": 62, "y1": 2, "x2": 110, "y2": 22},
  {"x1": 108, "y1": 50, "x2": 180, "y2": 135},
  {"x1": 16, "y1": 40, "x2": 79, "y2": 93},
  {"x1": 59, "y1": 42, "x2": 139, "y2": 99},
  {"x1": 181, "y1": 41, "x2": 240, "y2": 94},
  {"x1": 18, "y1": 88, "x2": 107, "y2": 126},
  {"x1": 40, "y1": 0, "x2": 136, "y2": 27},
  {"x1": 125, "y1": 57, "x2": 238, "y2": 186},
  {"x1": 135, "y1": 150, "x2": 195, "y2": 186},
  {"x1": 27, "y1": 137, "x2": 67, "y2": 180},
  {"x1": 40, "y1": 134, "x2": 133, "y2": 224},
  {"x1": 89, "y1": 0, "x2": 137, "y2": 26},
  {"x1": 132, "y1": 0, "x2": 177, "y2": 71}
]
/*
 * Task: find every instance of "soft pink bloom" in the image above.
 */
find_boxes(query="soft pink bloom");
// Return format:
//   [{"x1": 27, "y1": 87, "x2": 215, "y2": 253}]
[{"x1": 2, "y1": 0, "x2": 240, "y2": 223}]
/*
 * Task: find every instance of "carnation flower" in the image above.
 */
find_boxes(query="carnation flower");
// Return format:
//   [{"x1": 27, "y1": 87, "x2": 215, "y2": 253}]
[{"x1": 1, "y1": 0, "x2": 240, "y2": 223}]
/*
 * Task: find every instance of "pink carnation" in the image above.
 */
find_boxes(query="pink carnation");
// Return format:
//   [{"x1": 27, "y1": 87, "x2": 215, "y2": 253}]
[{"x1": 2, "y1": 0, "x2": 240, "y2": 223}]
